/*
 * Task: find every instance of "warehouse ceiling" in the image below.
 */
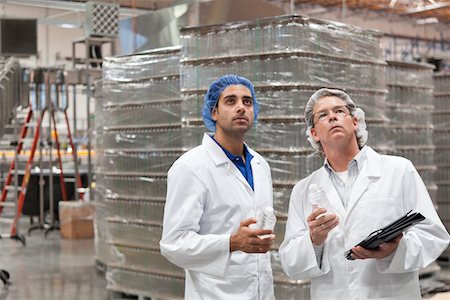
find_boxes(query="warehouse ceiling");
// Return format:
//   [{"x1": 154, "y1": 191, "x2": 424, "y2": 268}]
[
  {"x1": 3, "y1": 0, "x2": 450, "y2": 24},
  {"x1": 73, "y1": 0, "x2": 187, "y2": 10},
  {"x1": 294, "y1": 0, "x2": 450, "y2": 23},
  {"x1": 67, "y1": 0, "x2": 450, "y2": 23},
  {"x1": 1, "y1": 0, "x2": 448, "y2": 38}
]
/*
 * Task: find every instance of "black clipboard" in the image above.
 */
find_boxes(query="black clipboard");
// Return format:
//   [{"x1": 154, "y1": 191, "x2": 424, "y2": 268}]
[{"x1": 345, "y1": 210, "x2": 425, "y2": 260}]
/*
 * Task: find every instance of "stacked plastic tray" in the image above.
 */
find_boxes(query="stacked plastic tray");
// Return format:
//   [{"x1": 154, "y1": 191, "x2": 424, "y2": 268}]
[
  {"x1": 433, "y1": 73, "x2": 450, "y2": 261},
  {"x1": 0, "y1": 58, "x2": 22, "y2": 138},
  {"x1": 94, "y1": 46, "x2": 185, "y2": 299},
  {"x1": 180, "y1": 15, "x2": 387, "y2": 298},
  {"x1": 385, "y1": 61, "x2": 436, "y2": 202}
]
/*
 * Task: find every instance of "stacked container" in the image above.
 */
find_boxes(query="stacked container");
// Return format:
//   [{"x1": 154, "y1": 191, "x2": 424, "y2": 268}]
[
  {"x1": 180, "y1": 15, "x2": 387, "y2": 298},
  {"x1": 0, "y1": 58, "x2": 22, "y2": 137},
  {"x1": 433, "y1": 73, "x2": 450, "y2": 261},
  {"x1": 95, "y1": 46, "x2": 185, "y2": 299},
  {"x1": 385, "y1": 61, "x2": 436, "y2": 202}
]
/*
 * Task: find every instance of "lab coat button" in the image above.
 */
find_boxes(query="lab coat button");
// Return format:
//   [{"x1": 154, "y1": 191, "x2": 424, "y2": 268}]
[{"x1": 347, "y1": 267, "x2": 353, "y2": 272}]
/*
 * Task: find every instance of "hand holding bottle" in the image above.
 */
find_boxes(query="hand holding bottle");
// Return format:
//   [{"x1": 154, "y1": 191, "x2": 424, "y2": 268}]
[
  {"x1": 307, "y1": 184, "x2": 339, "y2": 245},
  {"x1": 230, "y1": 217, "x2": 274, "y2": 253},
  {"x1": 308, "y1": 183, "x2": 330, "y2": 218},
  {"x1": 254, "y1": 207, "x2": 277, "y2": 239}
]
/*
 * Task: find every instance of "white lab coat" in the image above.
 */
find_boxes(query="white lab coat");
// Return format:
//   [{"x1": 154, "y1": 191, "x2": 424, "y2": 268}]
[
  {"x1": 279, "y1": 146, "x2": 449, "y2": 300},
  {"x1": 160, "y1": 133, "x2": 275, "y2": 300}
]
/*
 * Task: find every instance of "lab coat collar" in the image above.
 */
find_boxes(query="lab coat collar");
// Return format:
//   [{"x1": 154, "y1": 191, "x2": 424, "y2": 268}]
[
  {"x1": 323, "y1": 145, "x2": 368, "y2": 174},
  {"x1": 202, "y1": 133, "x2": 258, "y2": 192},
  {"x1": 318, "y1": 146, "x2": 382, "y2": 221},
  {"x1": 202, "y1": 133, "x2": 230, "y2": 166},
  {"x1": 359, "y1": 146, "x2": 382, "y2": 178},
  {"x1": 202, "y1": 132, "x2": 261, "y2": 165},
  {"x1": 345, "y1": 146, "x2": 382, "y2": 216},
  {"x1": 319, "y1": 169, "x2": 346, "y2": 221}
]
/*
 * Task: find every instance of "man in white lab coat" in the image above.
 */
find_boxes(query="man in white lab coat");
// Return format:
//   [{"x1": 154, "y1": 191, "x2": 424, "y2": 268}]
[
  {"x1": 279, "y1": 88, "x2": 449, "y2": 300},
  {"x1": 160, "y1": 74, "x2": 275, "y2": 300}
]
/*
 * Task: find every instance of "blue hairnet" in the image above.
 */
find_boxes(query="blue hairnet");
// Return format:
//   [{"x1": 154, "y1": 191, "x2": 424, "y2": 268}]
[{"x1": 202, "y1": 74, "x2": 260, "y2": 132}]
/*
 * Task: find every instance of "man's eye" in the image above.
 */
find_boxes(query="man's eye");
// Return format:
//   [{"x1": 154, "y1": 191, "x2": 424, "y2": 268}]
[
  {"x1": 318, "y1": 112, "x2": 327, "y2": 119},
  {"x1": 336, "y1": 109, "x2": 345, "y2": 114},
  {"x1": 244, "y1": 99, "x2": 252, "y2": 105}
]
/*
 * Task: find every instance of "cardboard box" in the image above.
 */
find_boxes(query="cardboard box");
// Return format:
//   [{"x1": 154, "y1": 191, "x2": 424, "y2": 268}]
[{"x1": 59, "y1": 201, "x2": 95, "y2": 239}]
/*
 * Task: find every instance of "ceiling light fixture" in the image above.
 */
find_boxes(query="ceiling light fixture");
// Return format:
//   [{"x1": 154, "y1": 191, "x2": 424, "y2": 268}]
[{"x1": 415, "y1": 16, "x2": 439, "y2": 24}]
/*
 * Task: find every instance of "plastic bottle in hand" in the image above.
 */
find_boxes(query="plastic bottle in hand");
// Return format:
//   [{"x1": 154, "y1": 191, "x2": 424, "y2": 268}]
[
  {"x1": 308, "y1": 183, "x2": 329, "y2": 219},
  {"x1": 255, "y1": 207, "x2": 277, "y2": 239}
]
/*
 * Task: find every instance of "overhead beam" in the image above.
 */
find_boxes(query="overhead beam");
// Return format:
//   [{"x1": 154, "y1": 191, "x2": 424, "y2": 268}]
[
  {"x1": 4, "y1": 0, "x2": 151, "y2": 17},
  {"x1": 38, "y1": 18, "x2": 82, "y2": 29},
  {"x1": 401, "y1": 2, "x2": 450, "y2": 15}
]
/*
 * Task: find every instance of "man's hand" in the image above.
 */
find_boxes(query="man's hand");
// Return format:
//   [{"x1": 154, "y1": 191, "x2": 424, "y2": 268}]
[
  {"x1": 230, "y1": 218, "x2": 274, "y2": 253},
  {"x1": 308, "y1": 208, "x2": 339, "y2": 246},
  {"x1": 351, "y1": 234, "x2": 403, "y2": 260}
]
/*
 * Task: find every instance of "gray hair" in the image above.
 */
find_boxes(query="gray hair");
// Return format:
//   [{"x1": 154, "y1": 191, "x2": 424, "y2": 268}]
[{"x1": 304, "y1": 88, "x2": 368, "y2": 153}]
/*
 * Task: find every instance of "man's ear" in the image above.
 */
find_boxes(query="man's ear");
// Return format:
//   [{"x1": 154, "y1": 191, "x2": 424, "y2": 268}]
[
  {"x1": 211, "y1": 106, "x2": 218, "y2": 121},
  {"x1": 352, "y1": 116, "x2": 358, "y2": 130},
  {"x1": 311, "y1": 127, "x2": 320, "y2": 142}
]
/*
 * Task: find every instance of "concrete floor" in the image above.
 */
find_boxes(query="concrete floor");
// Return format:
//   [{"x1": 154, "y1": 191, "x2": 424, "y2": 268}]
[
  {"x1": 0, "y1": 222, "x2": 449, "y2": 300},
  {"x1": 0, "y1": 227, "x2": 108, "y2": 300}
]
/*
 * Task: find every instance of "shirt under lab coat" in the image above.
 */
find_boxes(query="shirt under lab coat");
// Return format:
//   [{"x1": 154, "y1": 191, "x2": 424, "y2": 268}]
[
  {"x1": 279, "y1": 146, "x2": 449, "y2": 300},
  {"x1": 160, "y1": 133, "x2": 275, "y2": 300}
]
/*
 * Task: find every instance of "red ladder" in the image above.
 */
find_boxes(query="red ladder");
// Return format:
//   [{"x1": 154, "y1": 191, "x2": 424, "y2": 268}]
[{"x1": 0, "y1": 104, "x2": 69, "y2": 244}]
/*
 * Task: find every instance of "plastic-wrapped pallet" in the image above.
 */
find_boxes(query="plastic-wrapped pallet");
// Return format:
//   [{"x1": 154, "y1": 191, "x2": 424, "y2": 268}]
[
  {"x1": 385, "y1": 61, "x2": 436, "y2": 202},
  {"x1": 433, "y1": 73, "x2": 450, "y2": 262},
  {"x1": 0, "y1": 58, "x2": 22, "y2": 138},
  {"x1": 180, "y1": 15, "x2": 387, "y2": 298},
  {"x1": 93, "y1": 81, "x2": 109, "y2": 268},
  {"x1": 94, "y1": 46, "x2": 184, "y2": 299}
]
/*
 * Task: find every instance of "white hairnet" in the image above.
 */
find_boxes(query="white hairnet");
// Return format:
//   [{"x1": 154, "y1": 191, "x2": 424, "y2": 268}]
[{"x1": 304, "y1": 88, "x2": 368, "y2": 152}]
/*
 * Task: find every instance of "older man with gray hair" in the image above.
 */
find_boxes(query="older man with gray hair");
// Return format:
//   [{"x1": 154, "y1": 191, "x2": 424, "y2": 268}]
[{"x1": 279, "y1": 88, "x2": 449, "y2": 300}]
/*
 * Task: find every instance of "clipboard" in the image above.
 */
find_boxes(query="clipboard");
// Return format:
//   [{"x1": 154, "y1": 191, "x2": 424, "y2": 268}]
[{"x1": 345, "y1": 210, "x2": 425, "y2": 260}]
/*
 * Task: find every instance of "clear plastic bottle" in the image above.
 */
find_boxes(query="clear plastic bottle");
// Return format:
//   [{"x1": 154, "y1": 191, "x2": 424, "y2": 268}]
[
  {"x1": 255, "y1": 207, "x2": 277, "y2": 239},
  {"x1": 308, "y1": 183, "x2": 329, "y2": 218}
]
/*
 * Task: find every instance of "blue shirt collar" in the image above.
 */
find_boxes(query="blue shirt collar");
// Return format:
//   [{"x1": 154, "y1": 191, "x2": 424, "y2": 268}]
[
  {"x1": 210, "y1": 135, "x2": 253, "y2": 162},
  {"x1": 210, "y1": 135, "x2": 254, "y2": 190}
]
